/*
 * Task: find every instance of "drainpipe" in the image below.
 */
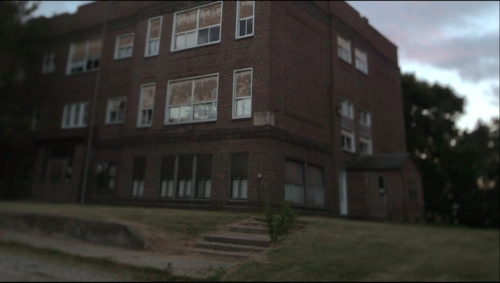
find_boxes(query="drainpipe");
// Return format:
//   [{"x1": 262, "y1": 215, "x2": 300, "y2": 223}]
[
  {"x1": 80, "y1": 2, "x2": 110, "y2": 205},
  {"x1": 327, "y1": 2, "x2": 336, "y2": 216}
]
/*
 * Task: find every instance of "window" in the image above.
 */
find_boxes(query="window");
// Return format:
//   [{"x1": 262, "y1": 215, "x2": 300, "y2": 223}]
[
  {"x1": 166, "y1": 74, "x2": 218, "y2": 124},
  {"x1": 341, "y1": 100, "x2": 354, "y2": 119},
  {"x1": 233, "y1": 68, "x2": 252, "y2": 118},
  {"x1": 61, "y1": 102, "x2": 89, "y2": 129},
  {"x1": 408, "y1": 181, "x2": 418, "y2": 198},
  {"x1": 284, "y1": 160, "x2": 304, "y2": 204},
  {"x1": 171, "y1": 2, "x2": 222, "y2": 51},
  {"x1": 305, "y1": 165, "x2": 325, "y2": 207},
  {"x1": 95, "y1": 162, "x2": 116, "y2": 191},
  {"x1": 337, "y1": 36, "x2": 351, "y2": 63},
  {"x1": 285, "y1": 160, "x2": 325, "y2": 207},
  {"x1": 359, "y1": 137, "x2": 372, "y2": 155},
  {"x1": 106, "y1": 97, "x2": 126, "y2": 124},
  {"x1": 44, "y1": 146, "x2": 73, "y2": 183},
  {"x1": 236, "y1": 1, "x2": 254, "y2": 38},
  {"x1": 355, "y1": 48, "x2": 368, "y2": 74},
  {"x1": 114, "y1": 33, "x2": 134, "y2": 59},
  {"x1": 42, "y1": 52, "x2": 56, "y2": 74},
  {"x1": 145, "y1": 17, "x2": 162, "y2": 57},
  {"x1": 231, "y1": 153, "x2": 248, "y2": 199},
  {"x1": 137, "y1": 83, "x2": 155, "y2": 127},
  {"x1": 378, "y1": 176, "x2": 385, "y2": 196},
  {"x1": 67, "y1": 39, "x2": 101, "y2": 75},
  {"x1": 132, "y1": 157, "x2": 146, "y2": 197},
  {"x1": 341, "y1": 129, "x2": 355, "y2": 152},
  {"x1": 159, "y1": 154, "x2": 213, "y2": 199},
  {"x1": 359, "y1": 110, "x2": 371, "y2": 126}
]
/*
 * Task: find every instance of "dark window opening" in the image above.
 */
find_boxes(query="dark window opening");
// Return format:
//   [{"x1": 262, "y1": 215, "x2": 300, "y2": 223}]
[{"x1": 231, "y1": 153, "x2": 248, "y2": 199}]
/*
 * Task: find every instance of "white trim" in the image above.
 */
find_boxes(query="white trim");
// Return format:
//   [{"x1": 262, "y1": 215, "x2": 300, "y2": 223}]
[
  {"x1": 114, "y1": 32, "x2": 135, "y2": 60},
  {"x1": 165, "y1": 73, "x2": 219, "y2": 125},
  {"x1": 144, "y1": 16, "x2": 163, "y2": 57},
  {"x1": 170, "y1": 1, "x2": 223, "y2": 52},
  {"x1": 355, "y1": 48, "x2": 369, "y2": 74},
  {"x1": 341, "y1": 100, "x2": 354, "y2": 119},
  {"x1": 359, "y1": 109, "x2": 371, "y2": 127},
  {"x1": 61, "y1": 101, "x2": 89, "y2": 129},
  {"x1": 341, "y1": 129, "x2": 356, "y2": 153},
  {"x1": 339, "y1": 170, "x2": 348, "y2": 216},
  {"x1": 137, "y1": 82, "x2": 156, "y2": 128},
  {"x1": 337, "y1": 36, "x2": 351, "y2": 64},
  {"x1": 232, "y1": 67, "x2": 253, "y2": 119},
  {"x1": 235, "y1": 1, "x2": 255, "y2": 39},
  {"x1": 105, "y1": 96, "x2": 127, "y2": 125}
]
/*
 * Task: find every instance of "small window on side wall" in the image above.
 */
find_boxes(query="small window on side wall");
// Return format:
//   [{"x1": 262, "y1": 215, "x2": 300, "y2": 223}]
[
  {"x1": 355, "y1": 48, "x2": 368, "y2": 74},
  {"x1": 236, "y1": 1, "x2": 254, "y2": 38},
  {"x1": 337, "y1": 36, "x2": 351, "y2": 64}
]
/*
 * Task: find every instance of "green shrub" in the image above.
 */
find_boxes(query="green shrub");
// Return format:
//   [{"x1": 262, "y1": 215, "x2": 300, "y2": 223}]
[{"x1": 263, "y1": 200, "x2": 298, "y2": 242}]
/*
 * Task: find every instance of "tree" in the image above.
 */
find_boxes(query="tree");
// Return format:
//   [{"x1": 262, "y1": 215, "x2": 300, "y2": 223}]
[
  {"x1": 0, "y1": 1, "x2": 48, "y2": 198},
  {"x1": 402, "y1": 73, "x2": 499, "y2": 227}
]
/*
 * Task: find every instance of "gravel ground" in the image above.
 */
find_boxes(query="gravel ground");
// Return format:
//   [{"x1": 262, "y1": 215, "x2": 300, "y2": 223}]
[{"x1": 0, "y1": 248, "x2": 133, "y2": 282}]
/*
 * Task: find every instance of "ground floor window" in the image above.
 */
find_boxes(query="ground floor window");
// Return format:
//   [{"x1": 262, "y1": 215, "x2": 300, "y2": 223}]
[
  {"x1": 231, "y1": 153, "x2": 248, "y2": 199},
  {"x1": 42, "y1": 146, "x2": 73, "y2": 183},
  {"x1": 95, "y1": 162, "x2": 116, "y2": 191},
  {"x1": 284, "y1": 160, "x2": 325, "y2": 207},
  {"x1": 132, "y1": 157, "x2": 145, "y2": 197},
  {"x1": 159, "y1": 154, "x2": 212, "y2": 199}
]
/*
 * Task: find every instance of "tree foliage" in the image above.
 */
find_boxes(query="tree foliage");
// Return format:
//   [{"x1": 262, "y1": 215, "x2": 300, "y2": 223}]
[{"x1": 402, "y1": 73, "x2": 499, "y2": 227}]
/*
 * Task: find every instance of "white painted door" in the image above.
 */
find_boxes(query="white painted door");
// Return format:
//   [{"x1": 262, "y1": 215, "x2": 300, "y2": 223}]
[{"x1": 339, "y1": 170, "x2": 348, "y2": 216}]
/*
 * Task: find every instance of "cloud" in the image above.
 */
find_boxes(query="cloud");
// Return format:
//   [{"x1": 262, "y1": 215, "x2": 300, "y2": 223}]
[
  {"x1": 348, "y1": 1, "x2": 500, "y2": 84},
  {"x1": 487, "y1": 84, "x2": 499, "y2": 106}
]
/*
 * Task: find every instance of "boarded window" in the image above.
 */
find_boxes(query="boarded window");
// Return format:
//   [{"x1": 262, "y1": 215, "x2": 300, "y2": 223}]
[
  {"x1": 166, "y1": 74, "x2": 218, "y2": 124},
  {"x1": 237, "y1": 1, "x2": 254, "y2": 38},
  {"x1": 305, "y1": 165, "x2": 324, "y2": 207},
  {"x1": 160, "y1": 156, "x2": 176, "y2": 198},
  {"x1": 231, "y1": 153, "x2": 248, "y2": 199},
  {"x1": 177, "y1": 155, "x2": 193, "y2": 198},
  {"x1": 284, "y1": 160, "x2": 304, "y2": 204},
  {"x1": 195, "y1": 155, "x2": 212, "y2": 199},
  {"x1": 146, "y1": 17, "x2": 162, "y2": 56},
  {"x1": 138, "y1": 84, "x2": 155, "y2": 127},
  {"x1": 233, "y1": 69, "x2": 252, "y2": 118},
  {"x1": 172, "y1": 3, "x2": 222, "y2": 50},
  {"x1": 132, "y1": 157, "x2": 145, "y2": 197}
]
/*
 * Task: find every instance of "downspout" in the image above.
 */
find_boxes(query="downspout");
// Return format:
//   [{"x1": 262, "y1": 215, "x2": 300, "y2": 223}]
[
  {"x1": 327, "y1": 2, "x2": 336, "y2": 216},
  {"x1": 80, "y1": 2, "x2": 110, "y2": 204}
]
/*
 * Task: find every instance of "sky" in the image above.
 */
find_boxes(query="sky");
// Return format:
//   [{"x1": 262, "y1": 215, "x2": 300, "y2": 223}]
[{"x1": 32, "y1": 1, "x2": 499, "y2": 131}]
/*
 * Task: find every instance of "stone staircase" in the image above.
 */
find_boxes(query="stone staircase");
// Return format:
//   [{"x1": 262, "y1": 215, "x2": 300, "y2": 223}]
[{"x1": 190, "y1": 218, "x2": 271, "y2": 260}]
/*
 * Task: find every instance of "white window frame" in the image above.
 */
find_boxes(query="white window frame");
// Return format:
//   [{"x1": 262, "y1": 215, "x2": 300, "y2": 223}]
[
  {"x1": 137, "y1": 83, "x2": 156, "y2": 128},
  {"x1": 232, "y1": 67, "x2": 253, "y2": 119},
  {"x1": 145, "y1": 16, "x2": 163, "y2": 57},
  {"x1": 42, "y1": 52, "x2": 56, "y2": 74},
  {"x1": 355, "y1": 48, "x2": 369, "y2": 74},
  {"x1": 105, "y1": 96, "x2": 127, "y2": 125},
  {"x1": 165, "y1": 73, "x2": 219, "y2": 125},
  {"x1": 170, "y1": 1, "x2": 223, "y2": 52},
  {"x1": 114, "y1": 32, "x2": 135, "y2": 60},
  {"x1": 359, "y1": 110, "x2": 371, "y2": 127},
  {"x1": 337, "y1": 36, "x2": 351, "y2": 64},
  {"x1": 66, "y1": 39, "x2": 101, "y2": 75},
  {"x1": 61, "y1": 102, "x2": 89, "y2": 129},
  {"x1": 235, "y1": 1, "x2": 255, "y2": 39},
  {"x1": 359, "y1": 137, "x2": 373, "y2": 155},
  {"x1": 341, "y1": 129, "x2": 355, "y2": 153},
  {"x1": 341, "y1": 100, "x2": 354, "y2": 119}
]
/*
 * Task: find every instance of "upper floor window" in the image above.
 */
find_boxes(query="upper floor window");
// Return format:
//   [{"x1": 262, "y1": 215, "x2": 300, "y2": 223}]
[
  {"x1": 341, "y1": 100, "x2": 354, "y2": 119},
  {"x1": 67, "y1": 39, "x2": 101, "y2": 75},
  {"x1": 171, "y1": 2, "x2": 222, "y2": 51},
  {"x1": 359, "y1": 110, "x2": 371, "y2": 126},
  {"x1": 137, "y1": 83, "x2": 155, "y2": 127},
  {"x1": 41, "y1": 52, "x2": 56, "y2": 74},
  {"x1": 236, "y1": 1, "x2": 254, "y2": 38},
  {"x1": 106, "y1": 97, "x2": 126, "y2": 125},
  {"x1": 62, "y1": 102, "x2": 89, "y2": 129},
  {"x1": 233, "y1": 68, "x2": 252, "y2": 118},
  {"x1": 355, "y1": 48, "x2": 368, "y2": 74},
  {"x1": 165, "y1": 74, "x2": 218, "y2": 124},
  {"x1": 341, "y1": 129, "x2": 355, "y2": 153},
  {"x1": 359, "y1": 137, "x2": 372, "y2": 155},
  {"x1": 114, "y1": 33, "x2": 134, "y2": 59},
  {"x1": 337, "y1": 36, "x2": 351, "y2": 64},
  {"x1": 145, "y1": 16, "x2": 162, "y2": 57}
]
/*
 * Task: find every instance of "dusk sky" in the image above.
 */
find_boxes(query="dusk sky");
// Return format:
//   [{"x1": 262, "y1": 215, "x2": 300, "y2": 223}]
[{"x1": 32, "y1": 1, "x2": 499, "y2": 131}]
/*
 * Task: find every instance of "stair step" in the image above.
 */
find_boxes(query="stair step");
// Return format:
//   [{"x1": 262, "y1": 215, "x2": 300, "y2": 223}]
[
  {"x1": 203, "y1": 232, "x2": 271, "y2": 247},
  {"x1": 228, "y1": 225, "x2": 269, "y2": 235},
  {"x1": 194, "y1": 241, "x2": 265, "y2": 253},
  {"x1": 190, "y1": 248, "x2": 250, "y2": 259},
  {"x1": 239, "y1": 221, "x2": 268, "y2": 228}
]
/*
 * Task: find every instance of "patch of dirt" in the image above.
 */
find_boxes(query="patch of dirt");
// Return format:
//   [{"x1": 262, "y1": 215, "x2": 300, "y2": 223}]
[{"x1": 127, "y1": 222, "x2": 196, "y2": 255}]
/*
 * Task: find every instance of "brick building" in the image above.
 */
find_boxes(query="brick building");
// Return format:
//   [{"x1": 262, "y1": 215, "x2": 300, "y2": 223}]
[{"x1": 31, "y1": 1, "x2": 424, "y2": 221}]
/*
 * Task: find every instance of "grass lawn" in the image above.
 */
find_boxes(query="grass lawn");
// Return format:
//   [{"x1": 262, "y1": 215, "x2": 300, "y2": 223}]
[
  {"x1": 0, "y1": 201, "x2": 252, "y2": 253},
  {"x1": 223, "y1": 218, "x2": 499, "y2": 282}
]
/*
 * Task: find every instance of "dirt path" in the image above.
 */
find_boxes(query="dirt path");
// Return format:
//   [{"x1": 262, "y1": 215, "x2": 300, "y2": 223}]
[{"x1": 0, "y1": 248, "x2": 132, "y2": 282}]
